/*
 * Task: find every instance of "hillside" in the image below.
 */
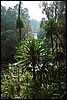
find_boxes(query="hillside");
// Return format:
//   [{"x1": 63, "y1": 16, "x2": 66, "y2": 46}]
[{"x1": 30, "y1": 19, "x2": 40, "y2": 33}]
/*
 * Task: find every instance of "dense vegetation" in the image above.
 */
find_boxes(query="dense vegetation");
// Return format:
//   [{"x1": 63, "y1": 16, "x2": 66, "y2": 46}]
[
  {"x1": 1, "y1": 1, "x2": 66, "y2": 99},
  {"x1": 1, "y1": 3, "x2": 40, "y2": 62}
]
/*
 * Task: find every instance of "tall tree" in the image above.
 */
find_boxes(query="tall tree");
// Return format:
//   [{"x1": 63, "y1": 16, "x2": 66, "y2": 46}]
[{"x1": 18, "y1": 1, "x2": 21, "y2": 42}]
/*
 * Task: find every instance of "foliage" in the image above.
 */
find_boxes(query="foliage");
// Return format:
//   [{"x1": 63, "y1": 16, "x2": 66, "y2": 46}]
[
  {"x1": 16, "y1": 16, "x2": 25, "y2": 30},
  {"x1": 1, "y1": 3, "x2": 32, "y2": 61},
  {"x1": 1, "y1": 38, "x2": 66, "y2": 99},
  {"x1": 15, "y1": 39, "x2": 46, "y2": 80},
  {"x1": 1, "y1": 64, "x2": 32, "y2": 99},
  {"x1": 1, "y1": 1, "x2": 66, "y2": 99},
  {"x1": 1, "y1": 30, "x2": 18, "y2": 61}
]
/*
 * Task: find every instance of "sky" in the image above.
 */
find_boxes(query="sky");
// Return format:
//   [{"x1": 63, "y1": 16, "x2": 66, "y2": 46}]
[{"x1": 1, "y1": 1, "x2": 51, "y2": 21}]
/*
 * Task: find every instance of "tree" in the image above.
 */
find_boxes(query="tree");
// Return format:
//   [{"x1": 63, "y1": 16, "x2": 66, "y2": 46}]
[
  {"x1": 1, "y1": 30, "x2": 18, "y2": 62},
  {"x1": 14, "y1": 2, "x2": 32, "y2": 40},
  {"x1": 39, "y1": 1, "x2": 66, "y2": 59},
  {"x1": 16, "y1": 16, "x2": 25, "y2": 42},
  {"x1": 1, "y1": 3, "x2": 32, "y2": 62},
  {"x1": 15, "y1": 39, "x2": 45, "y2": 80},
  {"x1": 39, "y1": 1, "x2": 66, "y2": 98},
  {"x1": 40, "y1": 17, "x2": 58, "y2": 54},
  {"x1": 18, "y1": 1, "x2": 21, "y2": 42},
  {"x1": 15, "y1": 39, "x2": 52, "y2": 99},
  {"x1": 1, "y1": 6, "x2": 16, "y2": 32}
]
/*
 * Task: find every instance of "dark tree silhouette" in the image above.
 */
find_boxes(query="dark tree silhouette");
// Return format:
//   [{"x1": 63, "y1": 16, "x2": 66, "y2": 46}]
[{"x1": 18, "y1": 1, "x2": 21, "y2": 42}]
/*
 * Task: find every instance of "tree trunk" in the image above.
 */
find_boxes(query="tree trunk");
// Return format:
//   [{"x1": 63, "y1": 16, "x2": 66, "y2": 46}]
[
  {"x1": 51, "y1": 32, "x2": 54, "y2": 54},
  {"x1": 33, "y1": 64, "x2": 36, "y2": 80},
  {"x1": 19, "y1": 28, "x2": 21, "y2": 42},
  {"x1": 55, "y1": 2, "x2": 57, "y2": 21},
  {"x1": 18, "y1": 1, "x2": 21, "y2": 43},
  {"x1": 50, "y1": 19, "x2": 54, "y2": 54}
]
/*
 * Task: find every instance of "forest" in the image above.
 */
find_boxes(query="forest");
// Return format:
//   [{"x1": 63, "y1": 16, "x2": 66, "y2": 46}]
[{"x1": 1, "y1": 1, "x2": 66, "y2": 99}]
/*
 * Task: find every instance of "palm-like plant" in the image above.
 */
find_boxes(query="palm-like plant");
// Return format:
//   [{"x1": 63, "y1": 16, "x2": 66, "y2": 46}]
[
  {"x1": 40, "y1": 18, "x2": 58, "y2": 54},
  {"x1": 15, "y1": 39, "x2": 45, "y2": 80},
  {"x1": 16, "y1": 1, "x2": 25, "y2": 42}
]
